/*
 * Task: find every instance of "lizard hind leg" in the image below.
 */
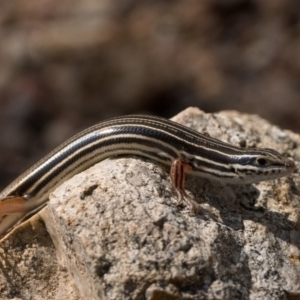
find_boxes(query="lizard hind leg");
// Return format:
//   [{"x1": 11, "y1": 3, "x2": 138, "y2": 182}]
[
  {"x1": 0, "y1": 196, "x2": 29, "y2": 218},
  {"x1": 0, "y1": 196, "x2": 32, "y2": 238}
]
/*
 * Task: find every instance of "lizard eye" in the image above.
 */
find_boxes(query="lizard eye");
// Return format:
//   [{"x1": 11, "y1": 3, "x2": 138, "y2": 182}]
[{"x1": 256, "y1": 158, "x2": 267, "y2": 166}]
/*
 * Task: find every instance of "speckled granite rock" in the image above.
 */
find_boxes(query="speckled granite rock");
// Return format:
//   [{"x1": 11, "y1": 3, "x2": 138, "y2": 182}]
[
  {"x1": 37, "y1": 107, "x2": 299, "y2": 300},
  {"x1": 0, "y1": 214, "x2": 80, "y2": 300}
]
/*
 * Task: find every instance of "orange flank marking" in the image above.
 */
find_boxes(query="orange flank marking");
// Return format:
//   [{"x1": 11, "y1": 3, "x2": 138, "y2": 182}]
[{"x1": 0, "y1": 196, "x2": 28, "y2": 217}]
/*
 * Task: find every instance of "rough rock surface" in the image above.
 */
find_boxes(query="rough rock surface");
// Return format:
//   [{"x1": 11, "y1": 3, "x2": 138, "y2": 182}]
[
  {"x1": 37, "y1": 107, "x2": 299, "y2": 300},
  {"x1": 0, "y1": 214, "x2": 80, "y2": 300},
  {"x1": 0, "y1": 108, "x2": 299, "y2": 299}
]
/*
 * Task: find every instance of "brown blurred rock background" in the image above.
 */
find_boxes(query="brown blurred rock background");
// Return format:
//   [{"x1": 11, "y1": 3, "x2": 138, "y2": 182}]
[{"x1": 0, "y1": 0, "x2": 300, "y2": 187}]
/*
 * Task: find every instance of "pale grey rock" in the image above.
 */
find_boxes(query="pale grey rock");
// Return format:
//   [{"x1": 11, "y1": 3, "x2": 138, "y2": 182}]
[
  {"x1": 40, "y1": 108, "x2": 300, "y2": 300},
  {"x1": 0, "y1": 214, "x2": 80, "y2": 300}
]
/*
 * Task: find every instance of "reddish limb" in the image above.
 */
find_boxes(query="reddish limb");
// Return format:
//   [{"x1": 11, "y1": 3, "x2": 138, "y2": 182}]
[
  {"x1": 0, "y1": 196, "x2": 29, "y2": 218},
  {"x1": 170, "y1": 158, "x2": 199, "y2": 212}
]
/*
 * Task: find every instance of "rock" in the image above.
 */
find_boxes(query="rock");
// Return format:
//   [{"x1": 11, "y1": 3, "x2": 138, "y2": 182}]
[
  {"x1": 38, "y1": 108, "x2": 299, "y2": 299},
  {"x1": 0, "y1": 214, "x2": 80, "y2": 299}
]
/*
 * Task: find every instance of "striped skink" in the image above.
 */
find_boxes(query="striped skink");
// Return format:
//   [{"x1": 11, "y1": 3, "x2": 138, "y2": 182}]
[{"x1": 0, "y1": 115, "x2": 295, "y2": 237}]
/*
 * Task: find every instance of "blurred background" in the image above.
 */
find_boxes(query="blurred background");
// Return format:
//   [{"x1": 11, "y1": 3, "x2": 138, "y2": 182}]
[{"x1": 0, "y1": 0, "x2": 300, "y2": 187}]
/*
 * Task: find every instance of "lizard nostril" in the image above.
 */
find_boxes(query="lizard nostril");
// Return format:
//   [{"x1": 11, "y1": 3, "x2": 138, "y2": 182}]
[{"x1": 285, "y1": 160, "x2": 295, "y2": 171}]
